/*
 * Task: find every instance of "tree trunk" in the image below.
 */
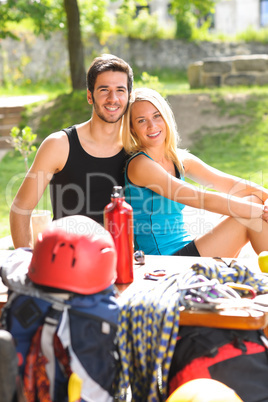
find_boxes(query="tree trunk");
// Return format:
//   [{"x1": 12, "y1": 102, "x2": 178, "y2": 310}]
[{"x1": 64, "y1": 0, "x2": 86, "y2": 90}]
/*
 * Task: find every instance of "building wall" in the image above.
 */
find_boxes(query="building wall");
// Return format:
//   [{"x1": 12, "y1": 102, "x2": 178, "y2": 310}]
[
  {"x1": 149, "y1": 0, "x2": 171, "y2": 24},
  {"x1": 215, "y1": 0, "x2": 260, "y2": 35}
]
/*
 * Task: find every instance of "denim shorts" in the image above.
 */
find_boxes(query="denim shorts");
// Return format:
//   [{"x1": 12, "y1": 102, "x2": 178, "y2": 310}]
[{"x1": 173, "y1": 240, "x2": 200, "y2": 257}]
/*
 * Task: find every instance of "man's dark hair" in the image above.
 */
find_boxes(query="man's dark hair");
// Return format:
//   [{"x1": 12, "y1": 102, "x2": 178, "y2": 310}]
[{"x1": 86, "y1": 54, "x2": 133, "y2": 94}]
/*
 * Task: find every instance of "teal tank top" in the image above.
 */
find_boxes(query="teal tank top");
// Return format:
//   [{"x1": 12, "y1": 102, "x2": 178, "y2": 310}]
[{"x1": 124, "y1": 152, "x2": 192, "y2": 255}]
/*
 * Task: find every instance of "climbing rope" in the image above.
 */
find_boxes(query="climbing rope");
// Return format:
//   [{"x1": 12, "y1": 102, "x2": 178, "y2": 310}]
[
  {"x1": 115, "y1": 259, "x2": 268, "y2": 402},
  {"x1": 192, "y1": 258, "x2": 268, "y2": 293},
  {"x1": 116, "y1": 273, "x2": 183, "y2": 402}
]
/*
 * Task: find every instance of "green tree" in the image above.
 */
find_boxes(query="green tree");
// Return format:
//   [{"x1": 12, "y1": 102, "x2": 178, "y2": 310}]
[
  {"x1": 0, "y1": 0, "x2": 64, "y2": 39},
  {"x1": 169, "y1": 0, "x2": 217, "y2": 40},
  {"x1": 115, "y1": 0, "x2": 138, "y2": 34}
]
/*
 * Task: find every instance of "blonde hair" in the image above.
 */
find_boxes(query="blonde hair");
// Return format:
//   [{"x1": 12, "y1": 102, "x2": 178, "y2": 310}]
[{"x1": 122, "y1": 87, "x2": 185, "y2": 176}]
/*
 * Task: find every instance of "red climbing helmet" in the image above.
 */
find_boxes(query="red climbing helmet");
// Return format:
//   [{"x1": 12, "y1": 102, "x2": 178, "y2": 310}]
[{"x1": 28, "y1": 215, "x2": 117, "y2": 294}]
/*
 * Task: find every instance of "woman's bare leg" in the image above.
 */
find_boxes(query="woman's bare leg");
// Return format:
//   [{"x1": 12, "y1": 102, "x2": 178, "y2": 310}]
[{"x1": 195, "y1": 196, "x2": 268, "y2": 258}]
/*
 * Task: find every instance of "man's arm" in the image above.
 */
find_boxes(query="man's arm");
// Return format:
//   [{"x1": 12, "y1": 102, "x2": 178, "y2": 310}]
[{"x1": 10, "y1": 132, "x2": 69, "y2": 248}]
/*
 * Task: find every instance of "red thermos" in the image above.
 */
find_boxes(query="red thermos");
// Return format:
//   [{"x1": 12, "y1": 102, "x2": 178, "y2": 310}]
[{"x1": 104, "y1": 186, "x2": 134, "y2": 284}]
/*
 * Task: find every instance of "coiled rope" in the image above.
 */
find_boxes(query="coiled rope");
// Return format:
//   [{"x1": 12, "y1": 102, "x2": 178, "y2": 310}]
[{"x1": 192, "y1": 259, "x2": 268, "y2": 293}]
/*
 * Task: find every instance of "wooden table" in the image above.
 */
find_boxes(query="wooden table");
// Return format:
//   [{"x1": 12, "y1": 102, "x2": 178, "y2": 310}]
[{"x1": 116, "y1": 255, "x2": 268, "y2": 331}]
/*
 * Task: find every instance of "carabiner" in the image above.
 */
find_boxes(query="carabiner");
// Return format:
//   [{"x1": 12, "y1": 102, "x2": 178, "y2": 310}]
[{"x1": 226, "y1": 282, "x2": 256, "y2": 299}]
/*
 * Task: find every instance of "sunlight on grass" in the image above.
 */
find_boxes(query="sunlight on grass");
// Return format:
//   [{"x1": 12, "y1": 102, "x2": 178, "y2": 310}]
[
  {"x1": 191, "y1": 91, "x2": 268, "y2": 188},
  {"x1": 0, "y1": 82, "x2": 71, "y2": 98}
]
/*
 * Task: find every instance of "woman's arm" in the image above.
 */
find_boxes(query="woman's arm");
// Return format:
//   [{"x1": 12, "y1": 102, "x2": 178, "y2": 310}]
[
  {"x1": 183, "y1": 152, "x2": 268, "y2": 203},
  {"x1": 127, "y1": 154, "x2": 268, "y2": 221}
]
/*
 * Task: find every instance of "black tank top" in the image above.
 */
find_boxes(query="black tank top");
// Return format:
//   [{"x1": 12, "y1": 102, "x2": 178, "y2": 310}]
[{"x1": 50, "y1": 126, "x2": 129, "y2": 224}]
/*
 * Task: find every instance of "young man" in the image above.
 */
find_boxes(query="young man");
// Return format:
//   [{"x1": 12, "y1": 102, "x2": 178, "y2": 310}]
[{"x1": 10, "y1": 54, "x2": 133, "y2": 248}]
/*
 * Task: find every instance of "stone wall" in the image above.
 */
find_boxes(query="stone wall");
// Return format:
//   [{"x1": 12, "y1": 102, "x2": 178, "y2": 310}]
[
  {"x1": 188, "y1": 54, "x2": 268, "y2": 88},
  {"x1": 0, "y1": 32, "x2": 70, "y2": 85},
  {"x1": 1, "y1": 31, "x2": 268, "y2": 84}
]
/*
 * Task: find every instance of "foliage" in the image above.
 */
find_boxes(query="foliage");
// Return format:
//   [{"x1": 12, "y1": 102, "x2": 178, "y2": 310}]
[
  {"x1": 0, "y1": 0, "x2": 64, "y2": 39},
  {"x1": 133, "y1": 9, "x2": 172, "y2": 40},
  {"x1": 135, "y1": 72, "x2": 166, "y2": 97},
  {"x1": 169, "y1": 0, "x2": 216, "y2": 40},
  {"x1": 8, "y1": 126, "x2": 37, "y2": 173},
  {"x1": 0, "y1": 1, "x2": 17, "y2": 39},
  {"x1": 80, "y1": 0, "x2": 112, "y2": 40},
  {"x1": 1, "y1": 0, "x2": 172, "y2": 43},
  {"x1": 173, "y1": 11, "x2": 194, "y2": 40},
  {"x1": 170, "y1": 0, "x2": 216, "y2": 19},
  {"x1": 115, "y1": 4, "x2": 171, "y2": 40},
  {"x1": 1, "y1": 0, "x2": 116, "y2": 41},
  {"x1": 236, "y1": 26, "x2": 268, "y2": 44},
  {"x1": 0, "y1": 0, "x2": 224, "y2": 54},
  {"x1": 115, "y1": 0, "x2": 147, "y2": 31},
  {"x1": 191, "y1": 17, "x2": 214, "y2": 41}
]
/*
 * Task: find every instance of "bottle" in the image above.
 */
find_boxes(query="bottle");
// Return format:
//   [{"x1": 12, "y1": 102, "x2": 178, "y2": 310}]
[{"x1": 104, "y1": 186, "x2": 134, "y2": 284}]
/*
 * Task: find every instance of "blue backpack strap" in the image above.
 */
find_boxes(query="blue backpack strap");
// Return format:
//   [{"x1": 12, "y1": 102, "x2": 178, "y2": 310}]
[{"x1": 58, "y1": 289, "x2": 119, "y2": 401}]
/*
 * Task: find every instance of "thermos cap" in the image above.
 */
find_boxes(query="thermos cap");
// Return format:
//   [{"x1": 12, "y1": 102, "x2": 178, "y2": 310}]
[{"x1": 111, "y1": 186, "x2": 124, "y2": 198}]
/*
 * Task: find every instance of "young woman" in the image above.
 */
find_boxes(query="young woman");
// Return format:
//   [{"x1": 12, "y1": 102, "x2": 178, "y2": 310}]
[{"x1": 122, "y1": 88, "x2": 268, "y2": 257}]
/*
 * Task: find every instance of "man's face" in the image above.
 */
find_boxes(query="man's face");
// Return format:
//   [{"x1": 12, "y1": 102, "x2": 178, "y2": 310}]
[{"x1": 87, "y1": 71, "x2": 129, "y2": 124}]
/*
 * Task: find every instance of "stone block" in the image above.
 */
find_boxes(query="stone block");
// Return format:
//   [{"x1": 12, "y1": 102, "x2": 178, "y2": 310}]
[
  {"x1": 202, "y1": 74, "x2": 221, "y2": 87},
  {"x1": 256, "y1": 73, "x2": 268, "y2": 85},
  {"x1": 223, "y1": 74, "x2": 256, "y2": 86},
  {"x1": 187, "y1": 61, "x2": 203, "y2": 88},
  {"x1": 233, "y1": 55, "x2": 268, "y2": 72},
  {"x1": 203, "y1": 58, "x2": 232, "y2": 74}
]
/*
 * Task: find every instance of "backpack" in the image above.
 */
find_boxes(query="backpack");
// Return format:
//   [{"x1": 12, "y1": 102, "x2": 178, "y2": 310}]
[
  {"x1": 168, "y1": 325, "x2": 268, "y2": 402},
  {"x1": 1, "y1": 248, "x2": 120, "y2": 402}
]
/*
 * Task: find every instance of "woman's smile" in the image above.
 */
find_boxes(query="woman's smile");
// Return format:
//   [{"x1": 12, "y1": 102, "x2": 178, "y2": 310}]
[{"x1": 148, "y1": 131, "x2": 161, "y2": 138}]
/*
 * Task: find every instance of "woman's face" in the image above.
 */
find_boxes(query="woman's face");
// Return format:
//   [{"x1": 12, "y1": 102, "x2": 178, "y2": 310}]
[{"x1": 130, "y1": 100, "x2": 167, "y2": 150}]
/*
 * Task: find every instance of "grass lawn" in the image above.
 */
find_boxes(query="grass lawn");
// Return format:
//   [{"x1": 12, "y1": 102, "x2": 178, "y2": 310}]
[
  {"x1": 190, "y1": 88, "x2": 268, "y2": 187},
  {"x1": 1, "y1": 78, "x2": 268, "y2": 240}
]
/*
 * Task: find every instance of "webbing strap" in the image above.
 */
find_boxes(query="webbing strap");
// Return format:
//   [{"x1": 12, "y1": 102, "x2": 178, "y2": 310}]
[{"x1": 41, "y1": 304, "x2": 64, "y2": 399}]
